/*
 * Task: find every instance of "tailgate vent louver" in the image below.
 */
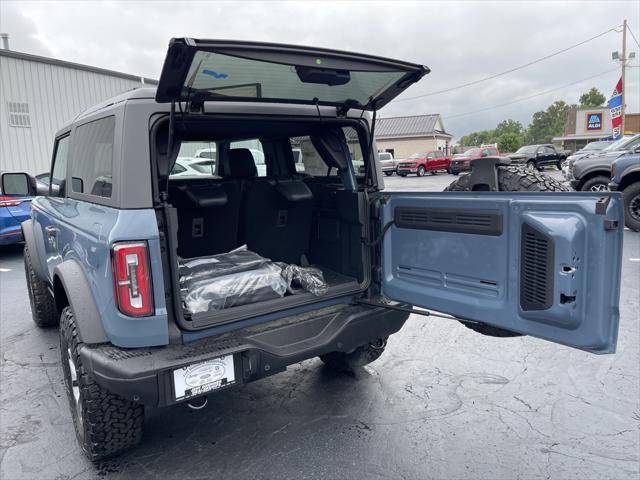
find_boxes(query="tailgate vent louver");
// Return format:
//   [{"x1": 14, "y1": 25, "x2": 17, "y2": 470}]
[
  {"x1": 394, "y1": 207, "x2": 503, "y2": 236},
  {"x1": 520, "y1": 223, "x2": 554, "y2": 311}
]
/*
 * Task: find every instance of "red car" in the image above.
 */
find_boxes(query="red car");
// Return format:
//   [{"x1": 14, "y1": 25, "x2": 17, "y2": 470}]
[
  {"x1": 396, "y1": 150, "x2": 451, "y2": 177},
  {"x1": 449, "y1": 146, "x2": 500, "y2": 175}
]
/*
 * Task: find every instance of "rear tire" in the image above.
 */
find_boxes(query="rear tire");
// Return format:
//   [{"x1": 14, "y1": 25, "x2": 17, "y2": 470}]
[
  {"x1": 444, "y1": 166, "x2": 568, "y2": 337},
  {"x1": 320, "y1": 338, "x2": 387, "y2": 373},
  {"x1": 622, "y1": 183, "x2": 640, "y2": 231},
  {"x1": 384, "y1": 171, "x2": 393, "y2": 176},
  {"x1": 399, "y1": 173, "x2": 407, "y2": 177},
  {"x1": 24, "y1": 245, "x2": 58, "y2": 327},
  {"x1": 580, "y1": 176, "x2": 610, "y2": 192},
  {"x1": 60, "y1": 307, "x2": 144, "y2": 461}
]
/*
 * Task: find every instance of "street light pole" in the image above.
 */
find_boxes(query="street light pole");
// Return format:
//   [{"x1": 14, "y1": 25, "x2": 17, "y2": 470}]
[{"x1": 621, "y1": 18, "x2": 627, "y2": 135}]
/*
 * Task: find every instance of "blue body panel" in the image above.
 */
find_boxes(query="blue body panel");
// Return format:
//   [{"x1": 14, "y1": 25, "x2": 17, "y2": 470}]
[
  {"x1": 31, "y1": 196, "x2": 168, "y2": 347},
  {"x1": 381, "y1": 191, "x2": 624, "y2": 354},
  {"x1": 610, "y1": 153, "x2": 640, "y2": 185},
  {"x1": 0, "y1": 197, "x2": 31, "y2": 245}
]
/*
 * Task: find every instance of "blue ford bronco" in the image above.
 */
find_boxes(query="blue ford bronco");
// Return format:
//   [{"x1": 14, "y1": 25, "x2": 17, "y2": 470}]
[
  {"x1": 609, "y1": 151, "x2": 640, "y2": 231},
  {"x1": 1, "y1": 39, "x2": 624, "y2": 460}
]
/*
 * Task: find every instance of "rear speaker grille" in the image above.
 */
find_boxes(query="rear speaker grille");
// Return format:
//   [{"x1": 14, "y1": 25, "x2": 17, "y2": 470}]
[
  {"x1": 520, "y1": 224, "x2": 554, "y2": 310},
  {"x1": 394, "y1": 207, "x2": 502, "y2": 236}
]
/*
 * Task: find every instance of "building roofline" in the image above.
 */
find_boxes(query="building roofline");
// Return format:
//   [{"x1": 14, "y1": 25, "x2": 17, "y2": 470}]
[
  {"x1": 0, "y1": 48, "x2": 158, "y2": 85},
  {"x1": 378, "y1": 113, "x2": 440, "y2": 120},
  {"x1": 376, "y1": 132, "x2": 453, "y2": 140}
]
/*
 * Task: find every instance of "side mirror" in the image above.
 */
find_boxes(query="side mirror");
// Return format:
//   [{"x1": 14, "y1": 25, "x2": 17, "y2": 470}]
[{"x1": 0, "y1": 172, "x2": 36, "y2": 196}]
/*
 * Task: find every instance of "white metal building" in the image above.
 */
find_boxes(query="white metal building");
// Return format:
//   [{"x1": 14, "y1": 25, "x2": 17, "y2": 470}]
[{"x1": 0, "y1": 48, "x2": 157, "y2": 174}]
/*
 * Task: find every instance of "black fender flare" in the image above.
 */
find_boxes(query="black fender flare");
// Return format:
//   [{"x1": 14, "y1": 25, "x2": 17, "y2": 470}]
[
  {"x1": 53, "y1": 260, "x2": 109, "y2": 345},
  {"x1": 21, "y1": 219, "x2": 47, "y2": 281}
]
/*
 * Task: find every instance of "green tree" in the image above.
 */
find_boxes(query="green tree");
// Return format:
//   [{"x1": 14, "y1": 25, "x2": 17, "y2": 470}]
[
  {"x1": 494, "y1": 119, "x2": 523, "y2": 137},
  {"x1": 525, "y1": 100, "x2": 572, "y2": 144},
  {"x1": 459, "y1": 129, "x2": 494, "y2": 148},
  {"x1": 579, "y1": 87, "x2": 606, "y2": 108},
  {"x1": 497, "y1": 132, "x2": 522, "y2": 153}
]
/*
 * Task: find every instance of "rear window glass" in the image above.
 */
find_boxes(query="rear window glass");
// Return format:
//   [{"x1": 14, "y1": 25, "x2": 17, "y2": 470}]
[
  {"x1": 71, "y1": 116, "x2": 115, "y2": 198},
  {"x1": 291, "y1": 127, "x2": 364, "y2": 177},
  {"x1": 185, "y1": 50, "x2": 407, "y2": 107}
]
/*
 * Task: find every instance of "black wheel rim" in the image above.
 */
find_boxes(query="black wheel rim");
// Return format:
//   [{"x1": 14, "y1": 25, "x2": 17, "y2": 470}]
[{"x1": 630, "y1": 193, "x2": 640, "y2": 221}]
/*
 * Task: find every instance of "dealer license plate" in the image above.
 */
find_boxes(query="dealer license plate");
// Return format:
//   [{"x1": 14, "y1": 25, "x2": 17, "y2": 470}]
[{"x1": 173, "y1": 355, "x2": 236, "y2": 401}]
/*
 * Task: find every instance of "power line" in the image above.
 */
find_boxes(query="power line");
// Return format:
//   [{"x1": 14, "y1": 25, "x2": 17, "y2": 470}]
[
  {"x1": 627, "y1": 24, "x2": 640, "y2": 49},
  {"x1": 395, "y1": 25, "x2": 622, "y2": 102},
  {"x1": 442, "y1": 67, "x2": 618, "y2": 121}
]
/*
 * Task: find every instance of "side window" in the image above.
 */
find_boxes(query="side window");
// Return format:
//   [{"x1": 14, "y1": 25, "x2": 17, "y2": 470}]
[
  {"x1": 427, "y1": 152, "x2": 435, "y2": 159},
  {"x1": 71, "y1": 116, "x2": 115, "y2": 198},
  {"x1": 49, "y1": 135, "x2": 70, "y2": 197},
  {"x1": 229, "y1": 139, "x2": 266, "y2": 177},
  {"x1": 435, "y1": 151, "x2": 443, "y2": 158},
  {"x1": 344, "y1": 127, "x2": 364, "y2": 177},
  {"x1": 289, "y1": 127, "x2": 364, "y2": 177}
]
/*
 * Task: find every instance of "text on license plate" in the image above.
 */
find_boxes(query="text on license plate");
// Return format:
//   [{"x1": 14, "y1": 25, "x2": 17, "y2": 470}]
[{"x1": 173, "y1": 355, "x2": 236, "y2": 401}]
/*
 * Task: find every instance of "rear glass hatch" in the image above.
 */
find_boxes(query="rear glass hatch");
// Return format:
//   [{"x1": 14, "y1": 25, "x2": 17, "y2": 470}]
[{"x1": 155, "y1": 38, "x2": 429, "y2": 111}]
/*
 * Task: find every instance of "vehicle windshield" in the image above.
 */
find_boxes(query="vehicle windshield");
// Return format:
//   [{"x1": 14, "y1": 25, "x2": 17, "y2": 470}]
[
  {"x1": 462, "y1": 148, "x2": 480, "y2": 156},
  {"x1": 602, "y1": 136, "x2": 634, "y2": 152},
  {"x1": 515, "y1": 145, "x2": 537, "y2": 154},
  {"x1": 409, "y1": 152, "x2": 428, "y2": 159},
  {"x1": 582, "y1": 141, "x2": 608, "y2": 151}
]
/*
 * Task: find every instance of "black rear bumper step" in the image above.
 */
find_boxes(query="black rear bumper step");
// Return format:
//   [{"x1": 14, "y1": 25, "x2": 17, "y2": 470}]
[{"x1": 80, "y1": 303, "x2": 409, "y2": 407}]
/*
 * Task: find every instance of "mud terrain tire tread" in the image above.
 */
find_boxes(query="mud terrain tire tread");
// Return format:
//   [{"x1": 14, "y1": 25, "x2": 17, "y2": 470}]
[{"x1": 60, "y1": 307, "x2": 144, "y2": 461}]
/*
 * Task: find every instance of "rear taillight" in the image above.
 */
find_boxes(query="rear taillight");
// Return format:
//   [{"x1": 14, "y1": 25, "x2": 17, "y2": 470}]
[
  {"x1": 0, "y1": 195, "x2": 22, "y2": 207},
  {"x1": 112, "y1": 241, "x2": 154, "y2": 317}
]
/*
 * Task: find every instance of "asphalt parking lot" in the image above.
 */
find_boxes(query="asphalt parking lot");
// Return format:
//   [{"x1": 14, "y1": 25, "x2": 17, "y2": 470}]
[{"x1": 1, "y1": 171, "x2": 639, "y2": 480}]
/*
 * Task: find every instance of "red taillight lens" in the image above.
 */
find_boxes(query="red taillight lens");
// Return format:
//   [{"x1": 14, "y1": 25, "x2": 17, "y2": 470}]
[
  {"x1": 0, "y1": 195, "x2": 22, "y2": 207},
  {"x1": 112, "y1": 241, "x2": 154, "y2": 317}
]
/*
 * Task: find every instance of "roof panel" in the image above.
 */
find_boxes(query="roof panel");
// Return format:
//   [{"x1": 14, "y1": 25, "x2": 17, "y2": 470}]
[{"x1": 375, "y1": 114, "x2": 450, "y2": 138}]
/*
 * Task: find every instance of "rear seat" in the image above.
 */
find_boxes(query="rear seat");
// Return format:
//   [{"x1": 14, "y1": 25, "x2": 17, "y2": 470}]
[
  {"x1": 241, "y1": 177, "x2": 314, "y2": 264},
  {"x1": 224, "y1": 147, "x2": 314, "y2": 264},
  {"x1": 169, "y1": 178, "x2": 241, "y2": 258}
]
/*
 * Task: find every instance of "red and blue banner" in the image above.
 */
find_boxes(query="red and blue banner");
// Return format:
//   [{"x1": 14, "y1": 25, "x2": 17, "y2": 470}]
[{"x1": 608, "y1": 77, "x2": 623, "y2": 139}]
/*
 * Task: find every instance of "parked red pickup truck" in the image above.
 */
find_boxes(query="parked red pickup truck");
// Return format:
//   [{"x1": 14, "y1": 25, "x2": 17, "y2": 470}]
[
  {"x1": 396, "y1": 150, "x2": 451, "y2": 177},
  {"x1": 449, "y1": 146, "x2": 500, "y2": 175}
]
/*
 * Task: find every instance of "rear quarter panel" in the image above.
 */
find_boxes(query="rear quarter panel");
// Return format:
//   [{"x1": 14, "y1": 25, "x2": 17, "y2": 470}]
[{"x1": 53, "y1": 201, "x2": 168, "y2": 347}]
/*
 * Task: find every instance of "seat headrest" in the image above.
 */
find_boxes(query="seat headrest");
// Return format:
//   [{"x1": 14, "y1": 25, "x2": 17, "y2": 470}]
[
  {"x1": 227, "y1": 149, "x2": 257, "y2": 178},
  {"x1": 275, "y1": 180, "x2": 313, "y2": 202}
]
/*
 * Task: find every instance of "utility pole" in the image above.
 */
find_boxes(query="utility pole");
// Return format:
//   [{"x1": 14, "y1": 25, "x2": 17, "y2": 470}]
[{"x1": 621, "y1": 18, "x2": 627, "y2": 135}]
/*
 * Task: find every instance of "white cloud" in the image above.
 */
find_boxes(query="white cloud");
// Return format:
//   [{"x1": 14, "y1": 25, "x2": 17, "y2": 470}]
[{"x1": 1, "y1": 0, "x2": 639, "y2": 139}]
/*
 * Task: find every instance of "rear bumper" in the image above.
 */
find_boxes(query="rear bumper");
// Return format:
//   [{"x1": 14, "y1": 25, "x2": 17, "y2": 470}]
[{"x1": 80, "y1": 303, "x2": 409, "y2": 407}]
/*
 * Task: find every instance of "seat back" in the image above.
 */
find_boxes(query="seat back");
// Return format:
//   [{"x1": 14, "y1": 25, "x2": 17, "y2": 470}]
[
  {"x1": 169, "y1": 178, "x2": 242, "y2": 258},
  {"x1": 240, "y1": 178, "x2": 314, "y2": 264}
]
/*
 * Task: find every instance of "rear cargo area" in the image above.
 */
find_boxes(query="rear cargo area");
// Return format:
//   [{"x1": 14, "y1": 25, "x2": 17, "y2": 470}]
[{"x1": 158, "y1": 118, "x2": 371, "y2": 329}]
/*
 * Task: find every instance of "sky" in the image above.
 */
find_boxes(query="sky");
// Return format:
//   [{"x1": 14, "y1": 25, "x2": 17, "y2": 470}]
[{"x1": 1, "y1": 0, "x2": 639, "y2": 140}]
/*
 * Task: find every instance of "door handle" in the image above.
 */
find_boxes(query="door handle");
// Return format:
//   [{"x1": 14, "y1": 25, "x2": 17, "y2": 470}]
[{"x1": 45, "y1": 226, "x2": 58, "y2": 236}]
